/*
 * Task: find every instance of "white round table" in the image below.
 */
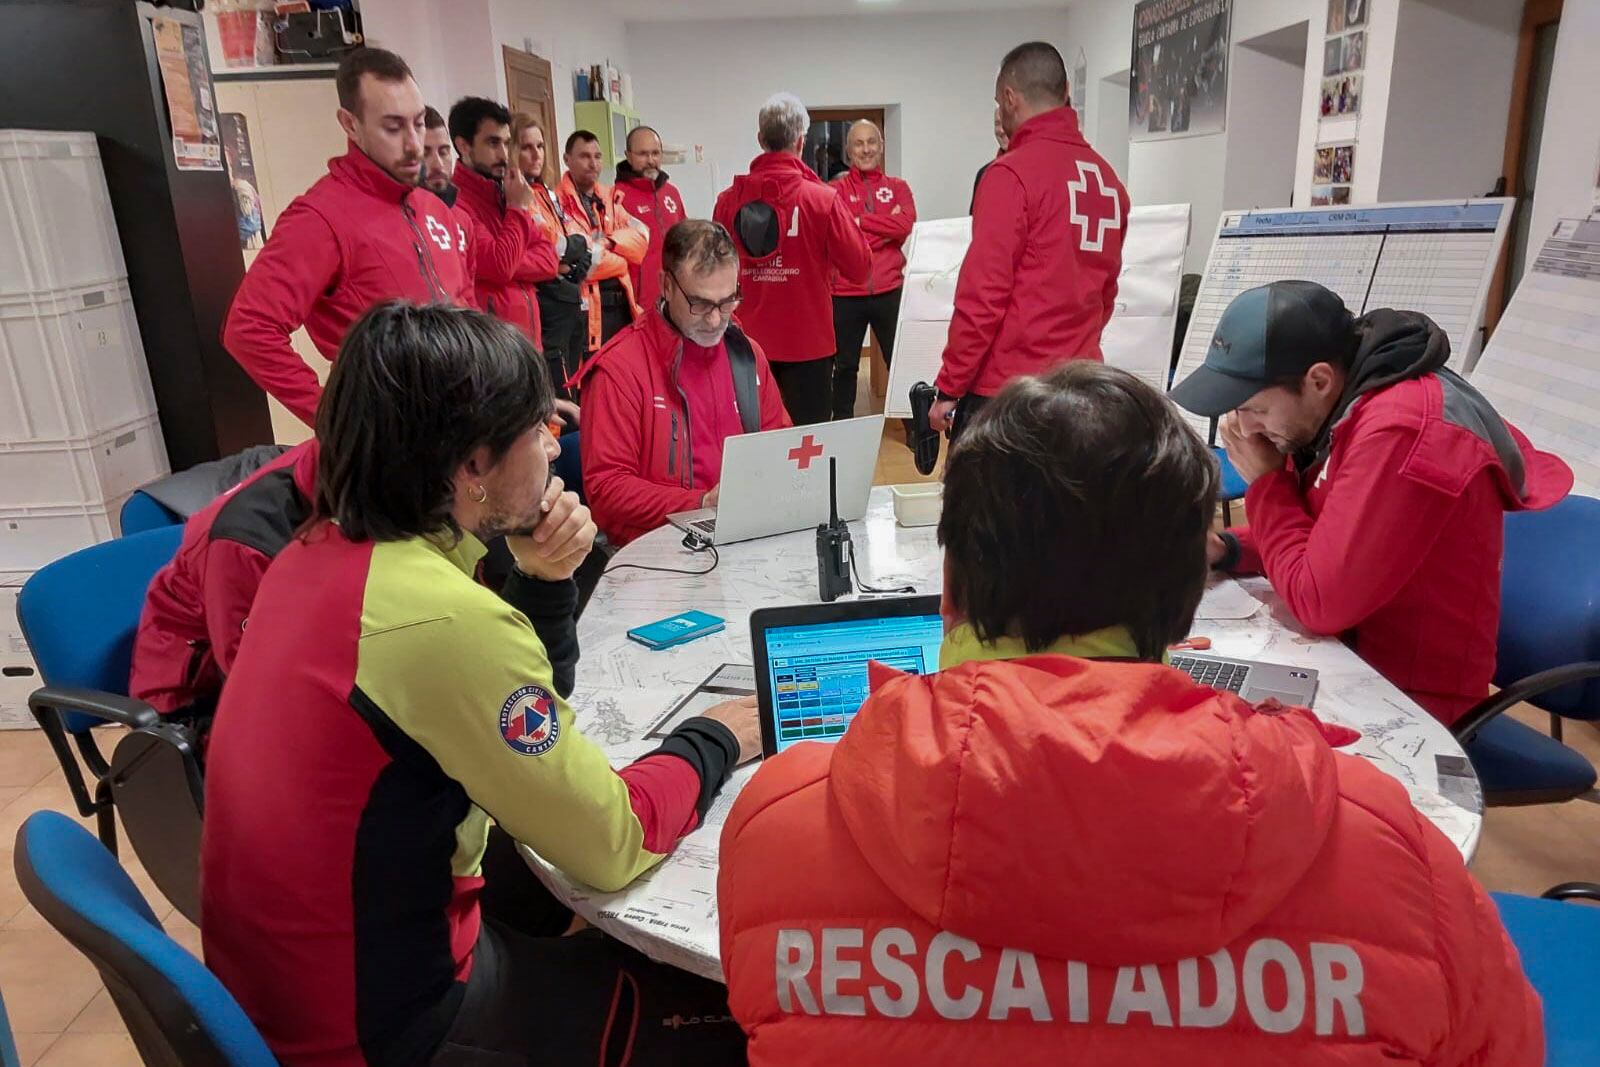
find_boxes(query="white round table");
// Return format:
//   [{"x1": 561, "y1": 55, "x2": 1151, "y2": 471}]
[{"x1": 522, "y1": 487, "x2": 1483, "y2": 981}]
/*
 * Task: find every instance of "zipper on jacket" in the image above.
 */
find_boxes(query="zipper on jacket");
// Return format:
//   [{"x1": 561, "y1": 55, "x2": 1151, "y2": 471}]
[
  {"x1": 863, "y1": 176, "x2": 878, "y2": 296},
  {"x1": 668, "y1": 412, "x2": 678, "y2": 478},
  {"x1": 402, "y1": 200, "x2": 449, "y2": 301},
  {"x1": 670, "y1": 344, "x2": 695, "y2": 489}
]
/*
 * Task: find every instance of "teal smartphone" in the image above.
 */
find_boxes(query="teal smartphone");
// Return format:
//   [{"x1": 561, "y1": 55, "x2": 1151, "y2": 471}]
[{"x1": 627, "y1": 610, "x2": 726, "y2": 651}]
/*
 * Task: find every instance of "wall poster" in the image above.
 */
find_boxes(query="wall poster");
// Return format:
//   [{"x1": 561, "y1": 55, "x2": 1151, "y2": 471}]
[
  {"x1": 1129, "y1": 0, "x2": 1232, "y2": 142},
  {"x1": 152, "y1": 15, "x2": 222, "y2": 171},
  {"x1": 220, "y1": 113, "x2": 266, "y2": 250}
]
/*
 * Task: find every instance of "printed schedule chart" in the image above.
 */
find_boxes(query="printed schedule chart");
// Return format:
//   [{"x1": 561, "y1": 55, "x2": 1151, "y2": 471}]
[
  {"x1": 1470, "y1": 216, "x2": 1600, "y2": 496},
  {"x1": 1170, "y1": 200, "x2": 1513, "y2": 432}
]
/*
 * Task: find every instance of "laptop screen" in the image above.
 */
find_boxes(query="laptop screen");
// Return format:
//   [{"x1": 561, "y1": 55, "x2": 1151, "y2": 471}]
[{"x1": 761, "y1": 611, "x2": 946, "y2": 753}]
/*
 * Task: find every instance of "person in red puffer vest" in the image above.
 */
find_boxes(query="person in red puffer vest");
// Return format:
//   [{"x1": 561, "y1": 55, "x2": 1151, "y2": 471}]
[
  {"x1": 930, "y1": 41, "x2": 1129, "y2": 439},
  {"x1": 613, "y1": 125, "x2": 688, "y2": 312},
  {"x1": 720, "y1": 362, "x2": 1541, "y2": 1067},
  {"x1": 581, "y1": 220, "x2": 790, "y2": 546},
  {"x1": 222, "y1": 48, "x2": 474, "y2": 427},
  {"x1": 828, "y1": 119, "x2": 916, "y2": 420},
  {"x1": 714, "y1": 92, "x2": 871, "y2": 426}
]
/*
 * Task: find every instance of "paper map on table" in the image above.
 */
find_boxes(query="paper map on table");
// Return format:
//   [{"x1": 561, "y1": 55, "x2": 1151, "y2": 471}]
[{"x1": 646, "y1": 663, "x2": 755, "y2": 738}]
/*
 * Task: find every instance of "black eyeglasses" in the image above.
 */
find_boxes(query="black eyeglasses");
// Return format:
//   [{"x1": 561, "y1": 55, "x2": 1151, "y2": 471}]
[{"x1": 669, "y1": 270, "x2": 741, "y2": 318}]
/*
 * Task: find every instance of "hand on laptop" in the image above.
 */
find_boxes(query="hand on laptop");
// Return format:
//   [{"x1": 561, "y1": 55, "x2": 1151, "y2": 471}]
[
  {"x1": 509, "y1": 477, "x2": 596, "y2": 582},
  {"x1": 701, "y1": 483, "x2": 721, "y2": 510},
  {"x1": 700, "y1": 695, "x2": 761, "y2": 765}
]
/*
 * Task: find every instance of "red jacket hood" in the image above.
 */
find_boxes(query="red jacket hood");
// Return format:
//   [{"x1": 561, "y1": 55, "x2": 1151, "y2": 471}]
[
  {"x1": 830, "y1": 653, "x2": 1347, "y2": 966},
  {"x1": 725, "y1": 152, "x2": 823, "y2": 209},
  {"x1": 450, "y1": 161, "x2": 504, "y2": 216}
]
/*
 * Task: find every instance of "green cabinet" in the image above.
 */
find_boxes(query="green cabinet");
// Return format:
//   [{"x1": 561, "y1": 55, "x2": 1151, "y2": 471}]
[{"x1": 573, "y1": 99, "x2": 642, "y2": 170}]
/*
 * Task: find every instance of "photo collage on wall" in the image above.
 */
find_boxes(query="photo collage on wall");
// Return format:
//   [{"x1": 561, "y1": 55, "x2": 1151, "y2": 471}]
[
  {"x1": 1320, "y1": 0, "x2": 1365, "y2": 118},
  {"x1": 1314, "y1": 0, "x2": 1365, "y2": 204}
]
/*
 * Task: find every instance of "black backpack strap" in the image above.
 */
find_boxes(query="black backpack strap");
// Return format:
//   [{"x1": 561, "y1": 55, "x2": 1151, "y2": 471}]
[{"x1": 725, "y1": 325, "x2": 762, "y2": 435}]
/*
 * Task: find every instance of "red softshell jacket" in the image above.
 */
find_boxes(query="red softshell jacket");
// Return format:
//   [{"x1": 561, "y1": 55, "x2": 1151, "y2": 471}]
[
  {"x1": 222, "y1": 144, "x2": 475, "y2": 426},
  {"x1": 713, "y1": 153, "x2": 871, "y2": 362},
  {"x1": 720, "y1": 652, "x2": 1543, "y2": 1066},
  {"x1": 130, "y1": 442, "x2": 318, "y2": 713},
  {"x1": 613, "y1": 164, "x2": 688, "y2": 311},
  {"x1": 451, "y1": 162, "x2": 559, "y2": 344},
  {"x1": 1228, "y1": 372, "x2": 1572, "y2": 726},
  {"x1": 579, "y1": 309, "x2": 790, "y2": 546},
  {"x1": 936, "y1": 107, "x2": 1129, "y2": 398},
  {"x1": 829, "y1": 167, "x2": 916, "y2": 297}
]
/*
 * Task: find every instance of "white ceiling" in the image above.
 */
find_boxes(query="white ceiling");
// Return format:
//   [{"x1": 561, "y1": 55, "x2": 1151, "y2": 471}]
[{"x1": 611, "y1": 0, "x2": 1071, "y2": 23}]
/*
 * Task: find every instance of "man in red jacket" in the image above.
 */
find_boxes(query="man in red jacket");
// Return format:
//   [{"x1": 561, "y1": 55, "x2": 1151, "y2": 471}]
[
  {"x1": 130, "y1": 442, "x2": 317, "y2": 726},
  {"x1": 222, "y1": 48, "x2": 474, "y2": 427},
  {"x1": 929, "y1": 41, "x2": 1128, "y2": 438},
  {"x1": 714, "y1": 92, "x2": 871, "y2": 426},
  {"x1": 828, "y1": 120, "x2": 915, "y2": 420},
  {"x1": 720, "y1": 362, "x2": 1542, "y2": 1066},
  {"x1": 582, "y1": 220, "x2": 791, "y2": 545},
  {"x1": 420, "y1": 106, "x2": 456, "y2": 201},
  {"x1": 448, "y1": 96, "x2": 560, "y2": 343},
  {"x1": 1171, "y1": 281, "x2": 1572, "y2": 726},
  {"x1": 613, "y1": 125, "x2": 687, "y2": 311}
]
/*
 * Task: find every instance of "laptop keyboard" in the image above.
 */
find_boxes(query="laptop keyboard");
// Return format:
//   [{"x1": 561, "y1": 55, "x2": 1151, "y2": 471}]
[
  {"x1": 690, "y1": 518, "x2": 717, "y2": 536},
  {"x1": 1169, "y1": 655, "x2": 1250, "y2": 693}
]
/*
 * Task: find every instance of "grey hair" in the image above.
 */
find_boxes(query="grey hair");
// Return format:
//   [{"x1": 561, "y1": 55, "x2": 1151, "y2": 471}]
[
  {"x1": 663, "y1": 219, "x2": 738, "y2": 276},
  {"x1": 758, "y1": 92, "x2": 810, "y2": 152}
]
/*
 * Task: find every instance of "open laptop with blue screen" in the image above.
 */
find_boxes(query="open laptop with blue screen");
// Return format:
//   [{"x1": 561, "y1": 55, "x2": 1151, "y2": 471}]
[{"x1": 750, "y1": 595, "x2": 944, "y2": 757}]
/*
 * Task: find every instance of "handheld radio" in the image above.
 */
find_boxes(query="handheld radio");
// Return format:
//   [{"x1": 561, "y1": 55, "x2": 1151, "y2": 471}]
[{"x1": 816, "y1": 457, "x2": 854, "y2": 602}]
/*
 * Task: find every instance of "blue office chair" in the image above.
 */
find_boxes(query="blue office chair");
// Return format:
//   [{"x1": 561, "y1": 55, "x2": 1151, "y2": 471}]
[
  {"x1": 1493, "y1": 885, "x2": 1600, "y2": 1065},
  {"x1": 14, "y1": 811, "x2": 276, "y2": 1067},
  {"x1": 0, "y1": 988, "x2": 18, "y2": 1067},
  {"x1": 16, "y1": 526, "x2": 204, "y2": 922},
  {"x1": 1454, "y1": 496, "x2": 1600, "y2": 806},
  {"x1": 119, "y1": 491, "x2": 185, "y2": 536},
  {"x1": 1212, "y1": 447, "x2": 1248, "y2": 527}
]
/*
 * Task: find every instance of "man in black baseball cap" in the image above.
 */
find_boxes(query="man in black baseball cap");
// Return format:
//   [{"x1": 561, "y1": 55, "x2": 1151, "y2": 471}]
[{"x1": 1170, "y1": 280, "x2": 1572, "y2": 727}]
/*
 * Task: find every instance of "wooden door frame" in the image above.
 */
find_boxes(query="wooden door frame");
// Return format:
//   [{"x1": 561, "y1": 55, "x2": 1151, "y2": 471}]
[
  {"x1": 502, "y1": 46, "x2": 559, "y2": 187},
  {"x1": 1484, "y1": 0, "x2": 1562, "y2": 335}
]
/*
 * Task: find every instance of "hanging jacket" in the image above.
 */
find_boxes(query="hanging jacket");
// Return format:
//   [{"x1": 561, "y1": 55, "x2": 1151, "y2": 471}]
[
  {"x1": 712, "y1": 152, "x2": 872, "y2": 363},
  {"x1": 222, "y1": 143, "x2": 475, "y2": 426},
  {"x1": 450, "y1": 162, "x2": 559, "y2": 345},
  {"x1": 613, "y1": 161, "x2": 688, "y2": 310},
  {"x1": 579, "y1": 308, "x2": 790, "y2": 545},
  {"x1": 720, "y1": 625, "x2": 1543, "y2": 1066},
  {"x1": 131, "y1": 442, "x2": 318, "y2": 713},
  {"x1": 556, "y1": 172, "x2": 647, "y2": 353},
  {"x1": 829, "y1": 167, "x2": 916, "y2": 297},
  {"x1": 936, "y1": 107, "x2": 1128, "y2": 399},
  {"x1": 1221, "y1": 310, "x2": 1574, "y2": 725}
]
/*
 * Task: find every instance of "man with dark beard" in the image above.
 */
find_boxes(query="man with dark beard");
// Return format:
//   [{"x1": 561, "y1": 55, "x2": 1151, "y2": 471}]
[{"x1": 612, "y1": 125, "x2": 687, "y2": 310}]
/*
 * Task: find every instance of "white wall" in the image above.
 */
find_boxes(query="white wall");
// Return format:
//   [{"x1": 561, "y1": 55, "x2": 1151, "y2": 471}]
[
  {"x1": 1379, "y1": 0, "x2": 1518, "y2": 202},
  {"x1": 490, "y1": 0, "x2": 634, "y2": 146},
  {"x1": 1527, "y1": 0, "x2": 1600, "y2": 264},
  {"x1": 622, "y1": 10, "x2": 1071, "y2": 221},
  {"x1": 1222, "y1": 27, "x2": 1308, "y2": 218}
]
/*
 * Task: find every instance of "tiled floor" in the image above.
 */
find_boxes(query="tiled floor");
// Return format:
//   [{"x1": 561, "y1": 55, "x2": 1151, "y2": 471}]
[{"x1": 2, "y1": 423, "x2": 1595, "y2": 1065}]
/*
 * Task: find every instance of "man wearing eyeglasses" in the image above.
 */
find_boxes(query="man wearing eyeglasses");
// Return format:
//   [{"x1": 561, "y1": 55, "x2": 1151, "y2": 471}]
[{"x1": 580, "y1": 220, "x2": 792, "y2": 546}]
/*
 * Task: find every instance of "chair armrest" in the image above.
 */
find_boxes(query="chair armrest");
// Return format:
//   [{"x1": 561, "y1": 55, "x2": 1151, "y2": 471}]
[
  {"x1": 1542, "y1": 882, "x2": 1600, "y2": 903},
  {"x1": 29, "y1": 687, "x2": 161, "y2": 731},
  {"x1": 1451, "y1": 662, "x2": 1600, "y2": 744}
]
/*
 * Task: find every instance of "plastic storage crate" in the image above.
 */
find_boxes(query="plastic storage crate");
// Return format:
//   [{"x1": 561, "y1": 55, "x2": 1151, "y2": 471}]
[
  {"x1": 0, "y1": 130, "x2": 127, "y2": 298},
  {"x1": 0, "y1": 280, "x2": 158, "y2": 443},
  {"x1": 0, "y1": 575, "x2": 37, "y2": 730},
  {"x1": 0, "y1": 413, "x2": 167, "y2": 511},
  {"x1": 0, "y1": 493, "x2": 129, "y2": 573}
]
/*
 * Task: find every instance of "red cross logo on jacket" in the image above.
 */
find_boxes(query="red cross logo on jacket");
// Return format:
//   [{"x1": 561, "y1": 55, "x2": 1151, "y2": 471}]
[{"x1": 1067, "y1": 161, "x2": 1123, "y2": 253}]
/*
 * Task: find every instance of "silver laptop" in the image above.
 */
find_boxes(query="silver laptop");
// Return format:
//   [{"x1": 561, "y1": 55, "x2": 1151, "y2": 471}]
[
  {"x1": 1168, "y1": 652, "x2": 1319, "y2": 707},
  {"x1": 668, "y1": 415, "x2": 883, "y2": 545}
]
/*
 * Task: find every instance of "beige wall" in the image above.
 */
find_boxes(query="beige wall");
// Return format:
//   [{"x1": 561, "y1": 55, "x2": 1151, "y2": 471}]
[{"x1": 214, "y1": 77, "x2": 346, "y2": 445}]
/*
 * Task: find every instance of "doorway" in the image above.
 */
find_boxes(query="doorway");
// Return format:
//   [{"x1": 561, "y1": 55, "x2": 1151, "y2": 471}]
[
  {"x1": 1223, "y1": 22, "x2": 1309, "y2": 212},
  {"x1": 1488, "y1": 0, "x2": 1563, "y2": 333},
  {"x1": 503, "y1": 46, "x2": 559, "y2": 187},
  {"x1": 1096, "y1": 71, "x2": 1132, "y2": 182},
  {"x1": 803, "y1": 106, "x2": 892, "y2": 410}
]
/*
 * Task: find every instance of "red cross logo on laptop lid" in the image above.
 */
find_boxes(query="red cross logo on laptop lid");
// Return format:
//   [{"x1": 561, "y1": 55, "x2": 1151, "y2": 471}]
[{"x1": 788, "y1": 434, "x2": 825, "y2": 470}]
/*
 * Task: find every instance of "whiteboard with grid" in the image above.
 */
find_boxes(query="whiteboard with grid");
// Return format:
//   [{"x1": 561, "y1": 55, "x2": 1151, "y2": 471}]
[
  {"x1": 1170, "y1": 199, "x2": 1513, "y2": 432},
  {"x1": 1470, "y1": 216, "x2": 1600, "y2": 496}
]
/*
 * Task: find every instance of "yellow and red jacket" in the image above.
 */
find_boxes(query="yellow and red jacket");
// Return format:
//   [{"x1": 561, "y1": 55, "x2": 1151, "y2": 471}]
[
  {"x1": 556, "y1": 172, "x2": 647, "y2": 351},
  {"x1": 720, "y1": 626, "x2": 1542, "y2": 1066}
]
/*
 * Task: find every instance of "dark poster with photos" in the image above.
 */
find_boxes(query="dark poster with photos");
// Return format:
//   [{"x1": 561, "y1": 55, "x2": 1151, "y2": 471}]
[{"x1": 1129, "y1": 0, "x2": 1232, "y2": 141}]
